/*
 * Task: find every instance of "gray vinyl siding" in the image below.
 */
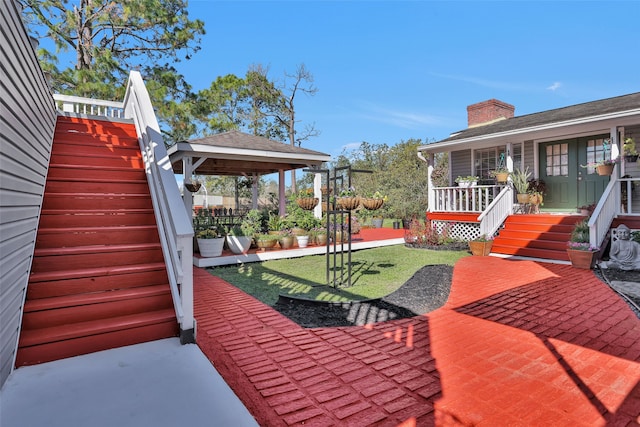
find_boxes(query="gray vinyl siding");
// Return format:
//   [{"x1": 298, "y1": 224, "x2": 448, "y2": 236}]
[
  {"x1": 0, "y1": 0, "x2": 56, "y2": 388},
  {"x1": 523, "y1": 140, "x2": 535, "y2": 175},
  {"x1": 450, "y1": 149, "x2": 472, "y2": 185}
]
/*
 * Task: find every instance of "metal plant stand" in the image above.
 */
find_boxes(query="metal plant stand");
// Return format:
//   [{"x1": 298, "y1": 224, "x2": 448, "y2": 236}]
[{"x1": 304, "y1": 165, "x2": 371, "y2": 287}]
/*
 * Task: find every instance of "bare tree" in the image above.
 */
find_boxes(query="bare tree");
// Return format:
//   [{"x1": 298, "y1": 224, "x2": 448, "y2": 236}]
[{"x1": 274, "y1": 64, "x2": 320, "y2": 193}]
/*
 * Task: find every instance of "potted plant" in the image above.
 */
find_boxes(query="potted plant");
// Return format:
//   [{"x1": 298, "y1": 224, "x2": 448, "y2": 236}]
[
  {"x1": 336, "y1": 186, "x2": 360, "y2": 210},
  {"x1": 527, "y1": 178, "x2": 546, "y2": 209},
  {"x1": 196, "y1": 226, "x2": 225, "y2": 257},
  {"x1": 226, "y1": 225, "x2": 253, "y2": 254},
  {"x1": 371, "y1": 215, "x2": 384, "y2": 228},
  {"x1": 577, "y1": 203, "x2": 595, "y2": 216},
  {"x1": 623, "y1": 137, "x2": 638, "y2": 162},
  {"x1": 295, "y1": 188, "x2": 319, "y2": 211},
  {"x1": 254, "y1": 233, "x2": 279, "y2": 251},
  {"x1": 310, "y1": 226, "x2": 328, "y2": 245},
  {"x1": 468, "y1": 234, "x2": 493, "y2": 256},
  {"x1": 278, "y1": 229, "x2": 295, "y2": 249},
  {"x1": 566, "y1": 218, "x2": 598, "y2": 269},
  {"x1": 510, "y1": 167, "x2": 531, "y2": 204},
  {"x1": 455, "y1": 176, "x2": 479, "y2": 188},
  {"x1": 267, "y1": 213, "x2": 283, "y2": 235}
]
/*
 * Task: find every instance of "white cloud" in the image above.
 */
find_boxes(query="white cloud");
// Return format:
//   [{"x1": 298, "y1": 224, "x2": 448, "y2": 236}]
[
  {"x1": 358, "y1": 103, "x2": 443, "y2": 129},
  {"x1": 547, "y1": 82, "x2": 562, "y2": 91},
  {"x1": 429, "y1": 72, "x2": 528, "y2": 91}
]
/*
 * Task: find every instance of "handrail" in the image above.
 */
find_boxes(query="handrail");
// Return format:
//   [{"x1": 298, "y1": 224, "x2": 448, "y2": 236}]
[
  {"x1": 53, "y1": 94, "x2": 124, "y2": 118},
  {"x1": 588, "y1": 165, "x2": 619, "y2": 249},
  {"x1": 478, "y1": 185, "x2": 513, "y2": 236},
  {"x1": 122, "y1": 71, "x2": 195, "y2": 341}
]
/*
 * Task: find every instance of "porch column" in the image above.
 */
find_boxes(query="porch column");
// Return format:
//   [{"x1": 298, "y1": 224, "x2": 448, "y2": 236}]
[
  {"x1": 251, "y1": 173, "x2": 259, "y2": 209},
  {"x1": 313, "y1": 172, "x2": 322, "y2": 219},
  {"x1": 506, "y1": 142, "x2": 513, "y2": 172},
  {"x1": 182, "y1": 156, "x2": 194, "y2": 217},
  {"x1": 278, "y1": 169, "x2": 286, "y2": 216},
  {"x1": 427, "y1": 153, "x2": 435, "y2": 213}
]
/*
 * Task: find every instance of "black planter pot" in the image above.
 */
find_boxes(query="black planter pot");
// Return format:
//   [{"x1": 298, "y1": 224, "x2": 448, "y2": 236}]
[{"x1": 402, "y1": 219, "x2": 411, "y2": 229}]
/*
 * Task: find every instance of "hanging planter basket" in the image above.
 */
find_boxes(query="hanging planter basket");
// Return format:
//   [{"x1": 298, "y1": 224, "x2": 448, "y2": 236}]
[
  {"x1": 296, "y1": 197, "x2": 319, "y2": 210},
  {"x1": 362, "y1": 198, "x2": 384, "y2": 211},
  {"x1": 185, "y1": 181, "x2": 201, "y2": 192},
  {"x1": 596, "y1": 164, "x2": 614, "y2": 176},
  {"x1": 321, "y1": 187, "x2": 333, "y2": 196},
  {"x1": 336, "y1": 196, "x2": 360, "y2": 211}
]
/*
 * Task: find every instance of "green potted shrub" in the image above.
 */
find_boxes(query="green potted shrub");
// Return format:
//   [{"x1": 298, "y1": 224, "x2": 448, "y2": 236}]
[
  {"x1": 196, "y1": 225, "x2": 225, "y2": 257},
  {"x1": 510, "y1": 167, "x2": 531, "y2": 204},
  {"x1": 254, "y1": 233, "x2": 279, "y2": 251}
]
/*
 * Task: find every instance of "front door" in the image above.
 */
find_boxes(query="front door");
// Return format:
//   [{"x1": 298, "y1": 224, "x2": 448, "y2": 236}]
[{"x1": 539, "y1": 135, "x2": 610, "y2": 210}]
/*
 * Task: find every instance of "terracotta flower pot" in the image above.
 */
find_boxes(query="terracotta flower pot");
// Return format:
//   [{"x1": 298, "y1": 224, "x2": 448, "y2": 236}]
[
  {"x1": 469, "y1": 240, "x2": 492, "y2": 256},
  {"x1": 567, "y1": 249, "x2": 596, "y2": 269}
]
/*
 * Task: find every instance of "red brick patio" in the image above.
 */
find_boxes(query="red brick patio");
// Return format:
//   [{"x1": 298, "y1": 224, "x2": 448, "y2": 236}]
[{"x1": 194, "y1": 254, "x2": 640, "y2": 426}]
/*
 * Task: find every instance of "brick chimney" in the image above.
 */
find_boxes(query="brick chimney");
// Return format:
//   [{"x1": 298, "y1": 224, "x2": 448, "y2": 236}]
[{"x1": 467, "y1": 99, "x2": 515, "y2": 128}]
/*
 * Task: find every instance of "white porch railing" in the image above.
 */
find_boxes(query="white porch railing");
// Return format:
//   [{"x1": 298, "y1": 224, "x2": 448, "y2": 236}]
[
  {"x1": 478, "y1": 185, "x2": 513, "y2": 236},
  {"x1": 53, "y1": 94, "x2": 125, "y2": 118},
  {"x1": 432, "y1": 185, "x2": 503, "y2": 212},
  {"x1": 53, "y1": 72, "x2": 195, "y2": 342}
]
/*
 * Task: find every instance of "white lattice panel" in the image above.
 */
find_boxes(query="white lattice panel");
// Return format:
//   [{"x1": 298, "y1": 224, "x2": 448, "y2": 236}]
[{"x1": 432, "y1": 220, "x2": 480, "y2": 241}]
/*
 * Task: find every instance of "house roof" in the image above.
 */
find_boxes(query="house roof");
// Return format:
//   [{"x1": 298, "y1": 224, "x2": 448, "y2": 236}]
[
  {"x1": 419, "y1": 92, "x2": 640, "y2": 153},
  {"x1": 168, "y1": 130, "x2": 331, "y2": 176}
]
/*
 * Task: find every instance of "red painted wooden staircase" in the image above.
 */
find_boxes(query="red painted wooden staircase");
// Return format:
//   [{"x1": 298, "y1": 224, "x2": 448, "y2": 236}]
[
  {"x1": 16, "y1": 116, "x2": 178, "y2": 367},
  {"x1": 491, "y1": 214, "x2": 588, "y2": 261}
]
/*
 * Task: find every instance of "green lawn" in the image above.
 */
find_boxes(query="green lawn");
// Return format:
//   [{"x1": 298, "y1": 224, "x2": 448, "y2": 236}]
[{"x1": 207, "y1": 245, "x2": 468, "y2": 305}]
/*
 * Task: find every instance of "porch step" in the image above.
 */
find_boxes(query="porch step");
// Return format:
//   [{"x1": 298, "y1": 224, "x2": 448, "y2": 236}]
[
  {"x1": 47, "y1": 164, "x2": 146, "y2": 181},
  {"x1": 492, "y1": 214, "x2": 587, "y2": 261},
  {"x1": 36, "y1": 225, "x2": 160, "y2": 247}
]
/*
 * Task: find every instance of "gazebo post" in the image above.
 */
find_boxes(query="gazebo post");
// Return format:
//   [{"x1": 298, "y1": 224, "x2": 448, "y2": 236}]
[
  {"x1": 182, "y1": 156, "x2": 194, "y2": 216},
  {"x1": 251, "y1": 173, "x2": 259, "y2": 209},
  {"x1": 313, "y1": 172, "x2": 322, "y2": 219},
  {"x1": 278, "y1": 169, "x2": 286, "y2": 216}
]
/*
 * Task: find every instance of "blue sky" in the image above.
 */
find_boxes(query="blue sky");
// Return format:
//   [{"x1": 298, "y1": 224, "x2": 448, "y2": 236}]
[{"x1": 180, "y1": 0, "x2": 639, "y2": 158}]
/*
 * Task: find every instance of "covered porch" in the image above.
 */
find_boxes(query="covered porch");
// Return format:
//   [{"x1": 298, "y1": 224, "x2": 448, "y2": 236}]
[{"x1": 418, "y1": 95, "x2": 640, "y2": 256}]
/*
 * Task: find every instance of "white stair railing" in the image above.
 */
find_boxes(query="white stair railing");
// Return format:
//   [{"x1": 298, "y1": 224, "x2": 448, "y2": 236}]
[
  {"x1": 477, "y1": 185, "x2": 513, "y2": 236},
  {"x1": 122, "y1": 71, "x2": 195, "y2": 342},
  {"x1": 589, "y1": 166, "x2": 620, "y2": 250}
]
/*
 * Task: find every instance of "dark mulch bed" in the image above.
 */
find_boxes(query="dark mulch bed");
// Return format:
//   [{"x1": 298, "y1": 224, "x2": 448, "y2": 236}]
[
  {"x1": 595, "y1": 267, "x2": 640, "y2": 317},
  {"x1": 273, "y1": 264, "x2": 453, "y2": 328}
]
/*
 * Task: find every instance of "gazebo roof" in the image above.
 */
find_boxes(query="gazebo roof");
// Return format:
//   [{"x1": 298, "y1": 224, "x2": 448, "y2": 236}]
[{"x1": 168, "y1": 130, "x2": 331, "y2": 176}]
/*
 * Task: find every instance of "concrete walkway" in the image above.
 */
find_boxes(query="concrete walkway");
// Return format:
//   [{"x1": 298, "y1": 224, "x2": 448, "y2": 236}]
[{"x1": 194, "y1": 257, "x2": 640, "y2": 426}]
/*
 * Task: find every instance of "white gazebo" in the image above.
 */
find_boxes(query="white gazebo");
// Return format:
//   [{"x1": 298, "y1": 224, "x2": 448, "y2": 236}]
[{"x1": 168, "y1": 130, "x2": 332, "y2": 217}]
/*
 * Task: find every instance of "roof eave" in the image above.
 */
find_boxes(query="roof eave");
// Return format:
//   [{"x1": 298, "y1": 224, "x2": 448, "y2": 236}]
[{"x1": 418, "y1": 108, "x2": 640, "y2": 154}]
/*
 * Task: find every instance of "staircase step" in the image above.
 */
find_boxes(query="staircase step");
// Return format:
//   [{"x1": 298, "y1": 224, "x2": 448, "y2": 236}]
[
  {"x1": 491, "y1": 245, "x2": 570, "y2": 261},
  {"x1": 42, "y1": 193, "x2": 153, "y2": 210},
  {"x1": 50, "y1": 153, "x2": 144, "y2": 169},
  {"x1": 23, "y1": 285, "x2": 173, "y2": 329},
  {"x1": 499, "y1": 221, "x2": 576, "y2": 233},
  {"x1": 492, "y1": 237, "x2": 568, "y2": 251},
  {"x1": 27, "y1": 264, "x2": 169, "y2": 299},
  {"x1": 497, "y1": 229, "x2": 570, "y2": 242},
  {"x1": 45, "y1": 178, "x2": 150, "y2": 194},
  {"x1": 504, "y1": 214, "x2": 585, "y2": 226},
  {"x1": 36, "y1": 225, "x2": 159, "y2": 247},
  {"x1": 39, "y1": 209, "x2": 156, "y2": 227},
  {"x1": 16, "y1": 309, "x2": 178, "y2": 366},
  {"x1": 32, "y1": 244, "x2": 164, "y2": 272},
  {"x1": 52, "y1": 141, "x2": 141, "y2": 157},
  {"x1": 47, "y1": 164, "x2": 146, "y2": 181},
  {"x1": 55, "y1": 117, "x2": 137, "y2": 138}
]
